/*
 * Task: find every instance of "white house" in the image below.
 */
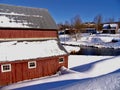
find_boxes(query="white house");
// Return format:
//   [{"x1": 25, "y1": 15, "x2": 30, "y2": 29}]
[{"x1": 102, "y1": 23, "x2": 119, "y2": 34}]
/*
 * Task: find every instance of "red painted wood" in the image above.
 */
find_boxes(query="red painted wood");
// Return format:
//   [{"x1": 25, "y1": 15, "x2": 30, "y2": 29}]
[{"x1": 0, "y1": 29, "x2": 57, "y2": 38}]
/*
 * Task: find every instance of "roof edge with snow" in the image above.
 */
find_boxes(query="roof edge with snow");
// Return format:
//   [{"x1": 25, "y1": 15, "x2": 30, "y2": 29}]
[{"x1": 0, "y1": 40, "x2": 67, "y2": 62}]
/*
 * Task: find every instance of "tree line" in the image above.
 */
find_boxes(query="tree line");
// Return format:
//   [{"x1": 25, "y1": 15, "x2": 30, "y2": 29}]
[{"x1": 57, "y1": 14, "x2": 120, "y2": 32}]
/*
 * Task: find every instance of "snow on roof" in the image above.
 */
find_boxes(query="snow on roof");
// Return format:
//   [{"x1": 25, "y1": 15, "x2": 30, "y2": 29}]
[
  {"x1": 0, "y1": 40, "x2": 67, "y2": 62},
  {"x1": 0, "y1": 16, "x2": 29, "y2": 28},
  {"x1": 103, "y1": 24, "x2": 110, "y2": 27},
  {"x1": 63, "y1": 45, "x2": 80, "y2": 53},
  {"x1": 103, "y1": 24, "x2": 118, "y2": 28},
  {"x1": 0, "y1": 4, "x2": 58, "y2": 29},
  {"x1": 110, "y1": 24, "x2": 118, "y2": 27}
]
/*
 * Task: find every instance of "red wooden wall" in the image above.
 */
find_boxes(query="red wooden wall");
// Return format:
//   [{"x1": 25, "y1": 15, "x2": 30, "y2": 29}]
[
  {"x1": 0, "y1": 55, "x2": 68, "y2": 86},
  {"x1": 0, "y1": 29, "x2": 57, "y2": 39}
]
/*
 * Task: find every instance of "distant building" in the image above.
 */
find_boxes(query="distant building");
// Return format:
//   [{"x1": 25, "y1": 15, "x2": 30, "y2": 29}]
[
  {"x1": 102, "y1": 23, "x2": 119, "y2": 34},
  {"x1": 86, "y1": 28, "x2": 96, "y2": 34},
  {"x1": 81, "y1": 22, "x2": 96, "y2": 33},
  {"x1": 0, "y1": 4, "x2": 68, "y2": 86}
]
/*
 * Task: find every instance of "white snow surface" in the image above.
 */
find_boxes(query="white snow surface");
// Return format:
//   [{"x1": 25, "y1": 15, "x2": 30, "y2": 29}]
[
  {"x1": 0, "y1": 12, "x2": 42, "y2": 17},
  {"x1": 1, "y1": 55, "x2": 120, "y2": 90},
  {"x1": 69, "y1": 55, "x2": 120, "y2": 77},
  {"x1": 63, "y1": 45, "x2": 80, "y2": 53},
  {"x1": 0, "y1": 40, "x2": 66, "y2": 61},
  {"x1": 103, "y1": 24, "x2": 118, "y2": 28},
  {"x1": 0, "y1": 16, "x2": 30, "y2": 28},
  {"x1": 60, "y1": 34, "x2": 120, "y2": 49}
]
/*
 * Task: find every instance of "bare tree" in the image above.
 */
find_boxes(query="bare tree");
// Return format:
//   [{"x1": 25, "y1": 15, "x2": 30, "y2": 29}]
[
  {"x1": 64, "y1": 20, "x2": 71, "y2": 29},
  {"x1": 94, "y1": 14, "x2": 103, "y2": 31},
  {"x1": 71, "y1": 15, "x2": 82, "y2": 41},
  {"x1": 71, "y1": 15, "x2": 82, "y2": 30}
]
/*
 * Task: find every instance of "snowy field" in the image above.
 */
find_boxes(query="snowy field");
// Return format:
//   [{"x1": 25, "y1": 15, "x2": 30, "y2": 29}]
[
  {"x1": 59, "y1": 34, "x2": 120, "y2": 49},
  {"x1": 1, "y1": 55, "x2": 120, "y2": 90}
]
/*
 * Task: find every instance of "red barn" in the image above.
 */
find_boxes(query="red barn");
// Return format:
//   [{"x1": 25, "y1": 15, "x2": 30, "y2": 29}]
[{"x1": 0, "y1": 4, "x2": 68, "y2": 86}]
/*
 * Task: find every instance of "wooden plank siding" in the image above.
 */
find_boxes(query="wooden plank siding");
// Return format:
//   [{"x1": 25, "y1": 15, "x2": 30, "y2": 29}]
[
  {"x1": 0, "y1": 55, "x2": 68, "y2": 86},
  {"x1": 0, "y1": 29, "x2": 58, "y2": 40}
]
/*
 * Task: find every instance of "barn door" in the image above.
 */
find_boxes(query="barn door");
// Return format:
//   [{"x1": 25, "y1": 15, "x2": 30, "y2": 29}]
[{"x1": 15, "y1": 63, "x2": 23, "y2": 82}]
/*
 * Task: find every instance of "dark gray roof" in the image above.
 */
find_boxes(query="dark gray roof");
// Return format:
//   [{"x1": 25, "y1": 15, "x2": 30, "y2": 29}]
[{"x1": 0, "y1": 4, "x2": 58, "y2": 29}]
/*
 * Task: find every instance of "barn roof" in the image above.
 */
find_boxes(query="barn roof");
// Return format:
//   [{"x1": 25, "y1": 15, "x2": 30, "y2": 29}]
[
  {"x1": 0, "y1": 4, "x2": 58, "y2": 30},
  {"x1": 0, "y1": 40, "x2": 67, "y2": 62}
]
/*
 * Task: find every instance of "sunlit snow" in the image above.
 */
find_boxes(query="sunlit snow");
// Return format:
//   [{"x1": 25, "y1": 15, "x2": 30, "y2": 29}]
[{"x1": 0, "y1": 40, "x2": 66, "y2": 61}]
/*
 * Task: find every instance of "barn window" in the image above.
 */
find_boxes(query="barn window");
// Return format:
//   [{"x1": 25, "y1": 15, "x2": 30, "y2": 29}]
[
  {"x1": 1, "y1": 64, "x2": 11, "y2": 72},
  {"x1": 28, "y1": 61, "x2": 36, "y2": 69},
  {"x1": 59, "y1": 57, "x2": 64, "y2": 63}
]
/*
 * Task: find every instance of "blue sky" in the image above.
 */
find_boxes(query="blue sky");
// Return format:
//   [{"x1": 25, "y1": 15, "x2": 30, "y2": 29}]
[{"x1": 0, "y1": 0, "x2": 120, "y2": 23}]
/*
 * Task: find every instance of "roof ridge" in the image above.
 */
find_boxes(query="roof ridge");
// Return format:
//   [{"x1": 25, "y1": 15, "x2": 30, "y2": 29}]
[{"x1": 0, "y1": 3, "x2": 48, "y2": 11}]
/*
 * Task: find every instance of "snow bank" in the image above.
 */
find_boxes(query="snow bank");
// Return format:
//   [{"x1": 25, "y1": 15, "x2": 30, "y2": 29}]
[
  {"x1": 59, "y1": 34, "x2": 71, "y2": 42},
  {"x1": 63, "y1": 45, "x2": 80, "y2": 53},
  {"x1": 68, "y1": 55, "x2": 112, "y2": 68},
  {"x1": 52, "y1": 73, "x2": 120, "y2": 90},
  {"x1": 0, "y1": 40, "x2": 66, "y2": 61},
  {"x1": 88, "y1": 37, "x2": 104, "y2": 43},
  {"x1": 60, "y1": 34, "x2": 120, "y2": 49},
  {"x1": 0, "y1": 66, "x2": 86, "y2": 90},
  {"x1": 69, "y1": 55, "x2": 120, "y2": 77}
]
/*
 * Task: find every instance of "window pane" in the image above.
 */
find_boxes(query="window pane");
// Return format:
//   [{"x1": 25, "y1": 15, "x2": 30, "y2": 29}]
[
  {"x1": 3, "y1": 65, "x2": 10, "y2": 70},
  {"x1": 28, "y1": 61, "x2": 36, "y2": 69},
  {"x1": 1, "y1": 64, "x2": 11, "y2": 72},
  {"x1": 30, "y1": 62, "x2": 35, "y2": 67},
  {"x1": 59, "y1": 57, "x2": 64, "y2": 63}
]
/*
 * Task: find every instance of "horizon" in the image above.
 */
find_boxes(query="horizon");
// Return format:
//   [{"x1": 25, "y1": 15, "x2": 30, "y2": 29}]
[{"x1": 0, "y1": 0, "x2": 120, "y2": 24}]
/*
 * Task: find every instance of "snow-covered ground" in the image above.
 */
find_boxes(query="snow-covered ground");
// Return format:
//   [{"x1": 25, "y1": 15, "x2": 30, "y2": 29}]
[
  {"x1": 1, "y1": 55, "x2": 120, "y2": 90},
  {"x1": 59, "y1": 34, "x2": 120, "y2": 49}
]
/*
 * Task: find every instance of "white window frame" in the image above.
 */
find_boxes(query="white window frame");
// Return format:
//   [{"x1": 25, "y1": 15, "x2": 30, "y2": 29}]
[
  {"x1": 59, "y1": 57, "x2": 64, "y2": 63},
  {"x1": 28, "y1": 61, "x2": 36, "y2": 69},
  {"x1": 1, "y1": 64, "x2": 11, "y2": 72}
]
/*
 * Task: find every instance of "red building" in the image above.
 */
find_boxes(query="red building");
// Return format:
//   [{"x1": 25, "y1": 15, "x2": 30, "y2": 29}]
[{"x1": 0, "y1": 4, "x2": 68, "y2": 86}]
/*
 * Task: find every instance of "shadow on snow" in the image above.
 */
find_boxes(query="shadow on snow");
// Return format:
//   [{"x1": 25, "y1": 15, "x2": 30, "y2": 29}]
[
  {"x1": 70, "y1": 56, "x2": 118, "y2": 72},
  {"x1": 14, "y1": 69, "x2": 120, "y2": 90}
]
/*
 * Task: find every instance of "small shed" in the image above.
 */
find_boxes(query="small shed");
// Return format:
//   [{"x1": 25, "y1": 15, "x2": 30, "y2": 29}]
[
  {"x1": 0, "y1": 4, "x2": 68, "y2": 86},
  {"x1": 0, "y1": 40, "x2": 68, "y2": 86}
]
